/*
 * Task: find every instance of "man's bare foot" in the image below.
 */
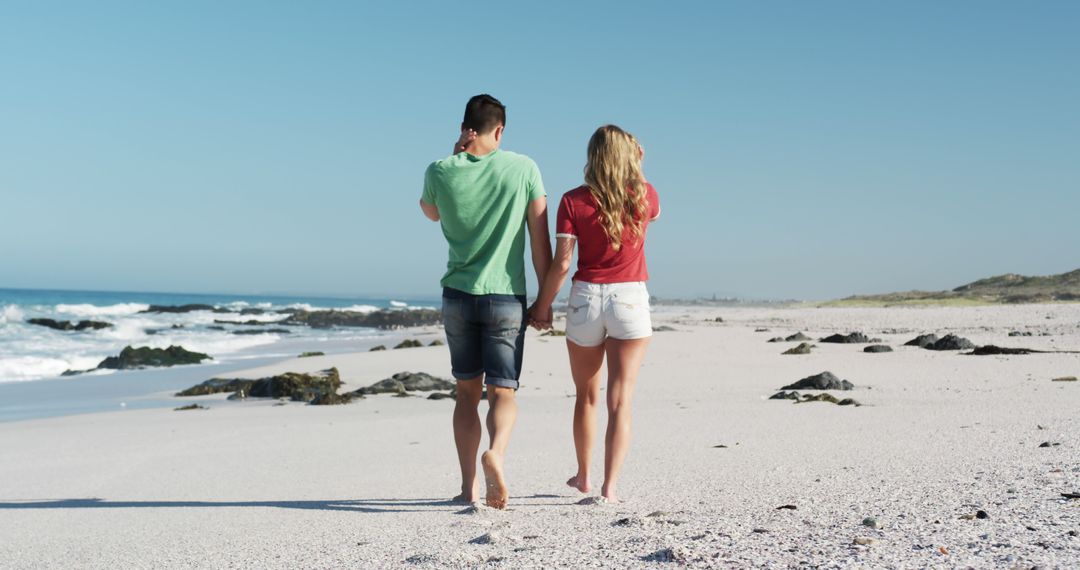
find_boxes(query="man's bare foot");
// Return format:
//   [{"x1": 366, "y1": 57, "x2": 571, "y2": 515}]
[
  {"x1": 481, "y1": 451, "x2": 508, "y2": 509},
  {"x1": 566, "y1": 474, "x2": 590, "y2": 493}
]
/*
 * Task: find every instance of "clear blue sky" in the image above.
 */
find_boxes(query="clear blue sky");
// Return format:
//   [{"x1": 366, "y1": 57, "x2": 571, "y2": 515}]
[{"x1": 2, "y1": 1, "x2": 1077, "y2": 300}]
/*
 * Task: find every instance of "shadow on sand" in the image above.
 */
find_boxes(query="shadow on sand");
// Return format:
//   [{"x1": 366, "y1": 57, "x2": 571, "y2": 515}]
[{"x1": 0, "y1": 494, "x2": 577, "y2": 513}]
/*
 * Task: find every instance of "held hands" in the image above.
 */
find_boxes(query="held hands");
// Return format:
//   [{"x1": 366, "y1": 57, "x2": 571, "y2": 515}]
[
  {"x1": 453, "y1": 128, "x2": 478, "y2": 154},
  {"x1": 527, "y1": 302, "x2": 553, "y2": 331}
]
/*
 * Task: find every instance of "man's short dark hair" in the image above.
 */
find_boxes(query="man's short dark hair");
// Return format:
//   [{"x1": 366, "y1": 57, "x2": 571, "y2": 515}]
[{"x1": 462, "y1": 94, "x2": 506, "y2": 134}]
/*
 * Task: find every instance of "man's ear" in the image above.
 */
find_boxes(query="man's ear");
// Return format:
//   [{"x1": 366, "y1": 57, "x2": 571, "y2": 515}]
[{"x1": 493, "y1": 125, "x2": 504, "y2": 142}]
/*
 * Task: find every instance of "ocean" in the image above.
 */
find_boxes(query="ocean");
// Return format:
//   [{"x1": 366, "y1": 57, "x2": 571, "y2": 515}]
[{"x1": 0, "y1": 288, "x2": 439, "y2": 384}]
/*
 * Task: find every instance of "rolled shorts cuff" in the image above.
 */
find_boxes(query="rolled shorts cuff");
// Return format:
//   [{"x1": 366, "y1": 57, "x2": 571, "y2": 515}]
[
  {"x1": 484, "y1": 376, "x2": 520, "y2": 390},
  {"x1": 452, "y1": 369, "x2": 485, "y2": 381}
]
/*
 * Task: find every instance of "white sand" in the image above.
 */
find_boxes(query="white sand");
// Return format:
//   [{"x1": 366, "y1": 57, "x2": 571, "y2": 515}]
[{"x1": 1, "y1": 304, "x2": 1078, "y2": 568}]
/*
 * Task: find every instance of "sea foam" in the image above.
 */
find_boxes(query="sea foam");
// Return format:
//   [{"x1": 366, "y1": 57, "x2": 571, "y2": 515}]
[{"x1": 54, "y1": 303, "x2": 150, "y2": 317}]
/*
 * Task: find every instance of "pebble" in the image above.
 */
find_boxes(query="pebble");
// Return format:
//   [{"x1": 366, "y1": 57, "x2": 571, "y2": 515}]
[
  {"x1": 469, "y1": 532, "x2": 502, "y2": 545},
  {"x1": 862, "y1": 517, "x2": 882, "y2": 529},
  {"x1": 853, "y1": 537, "x2": 877, "y2": 546}
]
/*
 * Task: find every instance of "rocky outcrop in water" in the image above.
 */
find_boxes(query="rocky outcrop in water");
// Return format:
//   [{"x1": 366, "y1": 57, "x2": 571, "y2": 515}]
[
  {"x1": 280, "y1": 309, "x2": 441, "y2": 329},
  {"x1": 140, "y1": 304, "x2": 231, "y2": 314},
  {"x1": 864, "y1": 345, "x2": 893, "y2": 353},
  {"x1": 98, "y1": 345, "x2": 211, "y2": 370},
  {"x1": 232, "y1": 328, "x2": 292, "y2": 335},
  {"x1": 27, "y1": 318, "x2": 113, "y2": 331}
]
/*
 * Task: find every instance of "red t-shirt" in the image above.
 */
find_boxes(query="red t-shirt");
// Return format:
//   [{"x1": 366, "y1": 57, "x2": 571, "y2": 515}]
[{"x1": 555, "y1": 183, "x2": 660, "y2": 284}]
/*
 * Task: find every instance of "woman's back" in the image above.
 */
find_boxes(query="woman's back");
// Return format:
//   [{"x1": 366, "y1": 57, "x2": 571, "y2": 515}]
[{"x1": 556, "y1": 183, "x2": 660, "y2": 284}]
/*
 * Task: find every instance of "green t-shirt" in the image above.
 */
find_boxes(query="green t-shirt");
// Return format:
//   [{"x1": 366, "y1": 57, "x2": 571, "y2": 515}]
[{"x1": 422, "y1": 149, "x2": 546, "y2": 296}]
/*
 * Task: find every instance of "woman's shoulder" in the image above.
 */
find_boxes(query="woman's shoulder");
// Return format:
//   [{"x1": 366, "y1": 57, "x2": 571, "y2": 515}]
[{"x1": 561, "y1": 185, "x2": 591, "y2": 202}]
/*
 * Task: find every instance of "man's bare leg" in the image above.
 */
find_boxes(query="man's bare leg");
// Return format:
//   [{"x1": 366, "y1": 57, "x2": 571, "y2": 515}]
[
  {"x1": 601, "y1": 337, "x2": 650, "y2": 502},
  {"x1": 451, "y1": 376, "x2": 484, "y2": 503},
  {"x1": 566, "y1": 341, "x2": 604, "y2": 493},
  {"x1": 480, "y1": 385, "x2": 517, "y2": 509}
]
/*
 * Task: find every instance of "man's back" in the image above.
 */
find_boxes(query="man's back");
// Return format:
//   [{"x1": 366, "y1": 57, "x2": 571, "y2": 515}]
[{"x1": 423, "y1": 149, "x2": 545, "y2": 296}]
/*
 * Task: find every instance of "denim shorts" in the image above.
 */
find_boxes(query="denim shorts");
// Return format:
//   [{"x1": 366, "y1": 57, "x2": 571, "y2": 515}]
[
  {"x1": 441, "y1": 287, "x2": 526, "y2": 390},
  {"x1": 565, "y1": 281, "x2": 652, "y2": 347}
]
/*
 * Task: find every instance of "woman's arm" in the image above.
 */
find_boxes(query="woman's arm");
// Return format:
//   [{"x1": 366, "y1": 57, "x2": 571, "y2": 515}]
[{"x1": 529, "y1": 236, "x2": 575, "y2": 328}]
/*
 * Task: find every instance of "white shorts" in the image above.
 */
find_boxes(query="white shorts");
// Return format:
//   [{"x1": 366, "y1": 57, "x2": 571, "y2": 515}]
[{"x1": 564, "y1": 281, "x2": 652, "y2": 347}]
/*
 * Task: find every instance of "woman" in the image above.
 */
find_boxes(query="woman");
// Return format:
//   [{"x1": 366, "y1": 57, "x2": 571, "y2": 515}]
[{"x1": 529, "y1": 124, "x2": 660, "y2": 503}]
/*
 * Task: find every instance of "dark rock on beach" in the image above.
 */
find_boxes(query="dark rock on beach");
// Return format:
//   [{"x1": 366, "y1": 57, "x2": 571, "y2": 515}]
[
  {"x1": 97, "y1": 345, "x2": 211, "y2": 370},
  {"x1": 653, "y1": 325, "x2": 677, "y2": 332},
  {"x1": 925, "y1": 334, "x2": 975, "y2": 351},
  {"x1": 27, "y1": 318, "x2": 113, "y2": 331},
  {"x1": 819, "y1": 332, "x2": 870, "y2": 344},
  {"x1": 1052, "y1": 376, "x2": 1077, "y2": 382},
  {"x1": 770, "y1": 391, "x2": 861, "y2": 406},
  {"x1": 428, "y1": 339, "x2": 445, "y2": 346},
  {"x1": 353, "y1": 372, "x2": 455, "y2": 396},
  {"x1": 904, "y1": 334, "x2": 939, "y2": 348},
  {"x1": 248, "y1": 368, "x2": 342, "y2": 402},
  {"x1": 1009, "y1": 331, "x2": 1034, "y2": 337},
  {"x1": 966, "y1": 345, "x2": 1038, "y2": 355},
  {"x1": 427, "y1": 392, "x2": 454, "y2": 400},
  {"x1": 780, "y1": 371, "x2": 854, "y2": 391},
  {"x1": 864, "y1": 345, "x2": 893, "y2": 353},
  {"x1": 785, "y1": 332, "x2": 812, "y2": 342},
  {"x1": 767, "y1": 337, "x2": 785, "y2": 343},
  {"x1": 782, "y1": 342, "x2": 814, "y2": 355},
  {"x1": 369, "y1": 345, "x2": 387, "y2": 352},
  {"x1": 180, "y1": 368, "x2": 348, "y2": 404},
  {"x1": 176, "y1": 377, "x2": 254, "y2": 397},
  {"x1": 298, "y1": 351, "x2": 325, "y2": 358},
  {"x1": 174, "y1": 403, "x2": 207, "y2": 411},
  {"x1": 394, "y1": 339, "x2": 424, "y2": 349},
  {"x1": 280, "y1": 308, "x2": 441, "y2": 329}
]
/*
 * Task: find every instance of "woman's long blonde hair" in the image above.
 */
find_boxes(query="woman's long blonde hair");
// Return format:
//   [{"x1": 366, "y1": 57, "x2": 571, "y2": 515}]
[{"x1": 584, "y1": 125, "x2": 648, "y2": 251}]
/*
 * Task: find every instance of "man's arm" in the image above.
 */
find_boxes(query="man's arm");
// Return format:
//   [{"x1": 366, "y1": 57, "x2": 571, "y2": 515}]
[
  {"x1": 526, "y1": 196, "x2": 552, "y2": 290},
  {"x1": 419, "y1": 199, "x2": 440, "y2": 222}
]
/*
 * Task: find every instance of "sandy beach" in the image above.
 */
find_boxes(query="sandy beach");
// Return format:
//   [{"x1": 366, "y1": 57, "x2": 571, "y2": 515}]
[{"x1": 1, "y1": 303, "x2": 1078, "y2": 568}]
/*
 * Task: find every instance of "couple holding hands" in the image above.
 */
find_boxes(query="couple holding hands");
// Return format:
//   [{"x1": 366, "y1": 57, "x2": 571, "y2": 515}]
[{"x1": 420, "y1": 94, "x2": 660, "y2": 509}]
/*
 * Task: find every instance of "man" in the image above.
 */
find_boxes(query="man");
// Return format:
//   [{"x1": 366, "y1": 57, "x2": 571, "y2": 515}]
[{"x1": 420, "y1": 94, "x2": 552, "y2": 509}]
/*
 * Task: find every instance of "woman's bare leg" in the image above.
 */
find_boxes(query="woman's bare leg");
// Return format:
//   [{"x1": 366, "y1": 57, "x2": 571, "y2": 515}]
[
  {"x1": 602, "y1": 337, "x2": 650, "y2": 502},
  {"x1": 566, "y1": 340, "x2": 605, "y2": 493}
]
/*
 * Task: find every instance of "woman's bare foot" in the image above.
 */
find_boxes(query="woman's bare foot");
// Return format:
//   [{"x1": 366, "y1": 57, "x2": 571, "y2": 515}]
[
  {"x1": 481, "y1": 451, "x2": 508, "y2": 509},
  {"x1": 450, "y1": 491, "x2": 476, "y2": 504},
  {"x1": 600, "y1": 483, "x2": 618, "y2": 503},
  {"x1": 566, "y1": 474, "x2": 590, "y2": 493}
]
